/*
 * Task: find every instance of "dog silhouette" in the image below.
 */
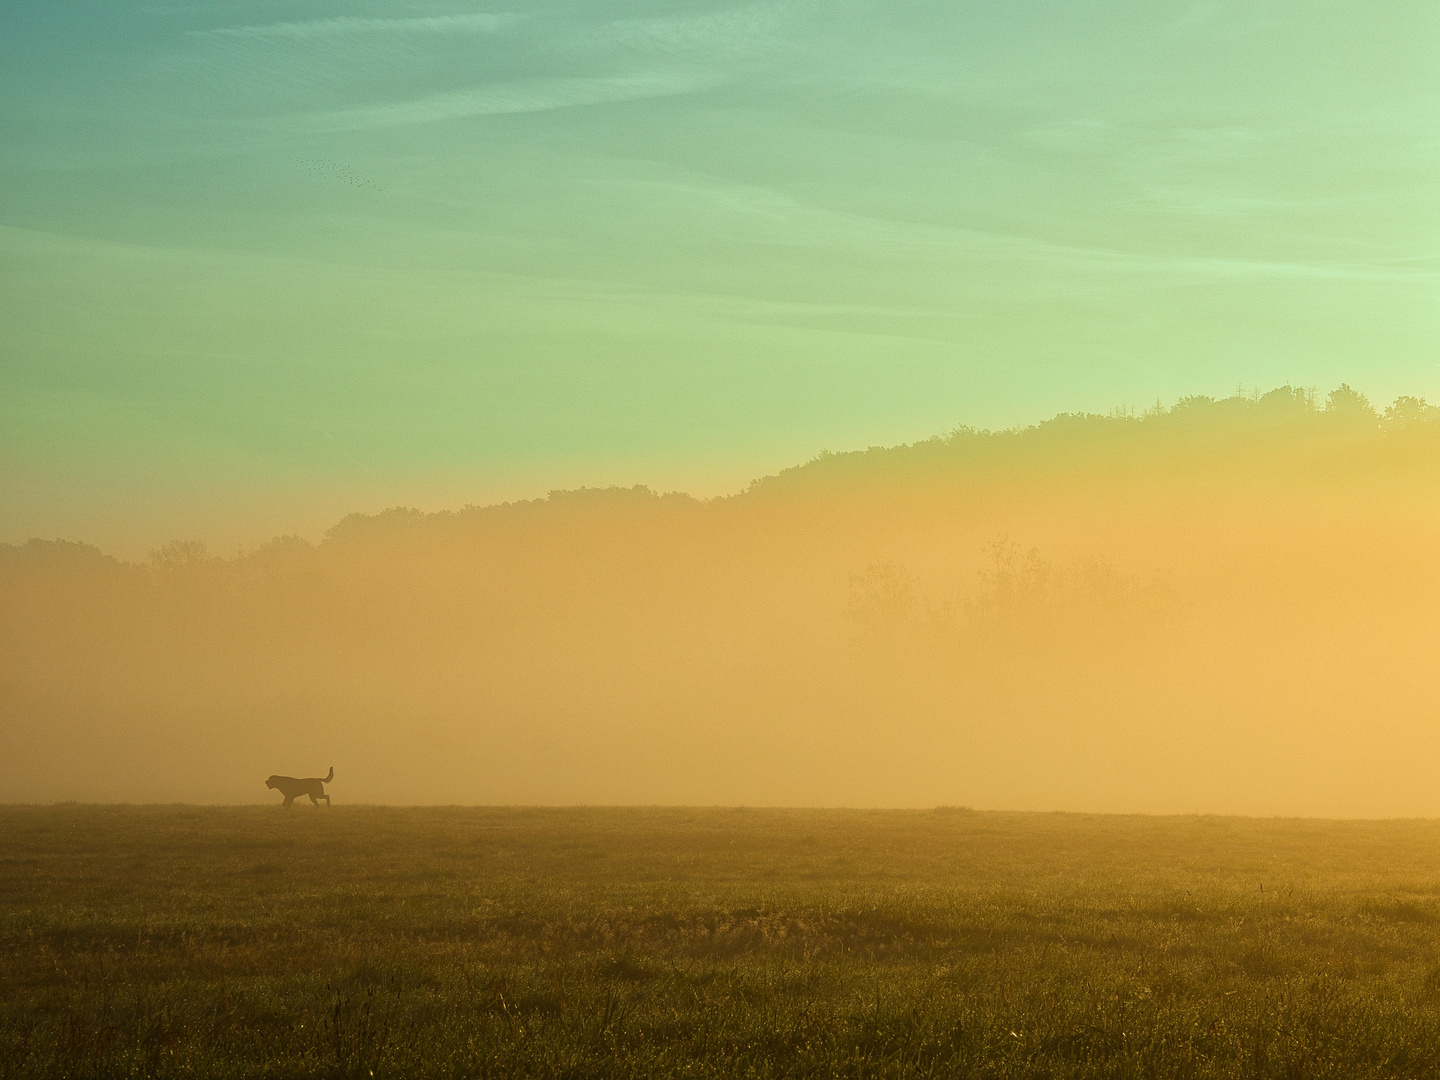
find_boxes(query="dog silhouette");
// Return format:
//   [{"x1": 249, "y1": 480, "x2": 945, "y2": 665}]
[{"x1": 265, "y1": 767, "x2": 333, "y2": 807}]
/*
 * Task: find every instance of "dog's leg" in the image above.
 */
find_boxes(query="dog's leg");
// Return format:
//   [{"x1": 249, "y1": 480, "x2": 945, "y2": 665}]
[
  {"x1": 308, "y1": 792, "x2": 320, "y2": 806},
  {"x1": 321, "y1": 792, "x2": 331, "y2": 806},
  {"x1": 282, "y1": 794, "x2": 295, "y2": 807}
]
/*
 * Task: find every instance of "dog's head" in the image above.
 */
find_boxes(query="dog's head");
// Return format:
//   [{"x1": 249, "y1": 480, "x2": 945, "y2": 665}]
[{"x1": 265, "y1": 775, "x2": 280, "y2": 789}]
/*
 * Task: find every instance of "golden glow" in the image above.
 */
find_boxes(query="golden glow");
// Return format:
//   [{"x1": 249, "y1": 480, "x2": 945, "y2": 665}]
[{"x1": 5, "y1": 386, "x2": 1438, "y2": 813}]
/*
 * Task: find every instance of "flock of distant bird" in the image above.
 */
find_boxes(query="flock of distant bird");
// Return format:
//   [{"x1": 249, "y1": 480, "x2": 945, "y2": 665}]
[{"x1": 290, "y1": 156, "x2": 383, "y2": 192}]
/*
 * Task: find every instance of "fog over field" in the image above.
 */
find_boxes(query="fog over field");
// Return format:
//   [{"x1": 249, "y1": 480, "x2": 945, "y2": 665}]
[{"x1": 6, "y1": 386, "x2": 1439, "y2": 814}]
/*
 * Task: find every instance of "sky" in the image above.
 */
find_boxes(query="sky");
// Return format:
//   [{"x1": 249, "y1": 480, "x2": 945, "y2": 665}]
[{"x1": 2, "y1": 0, "x2": 1437, "y2": 558}]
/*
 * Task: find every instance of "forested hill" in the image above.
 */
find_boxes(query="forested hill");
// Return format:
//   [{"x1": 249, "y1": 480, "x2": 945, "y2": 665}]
[
  {"x1": 307, "y1": 381, "x2": 1440, "y2": 543},
  {"x1": 4, "y1": 382, "x2": 1434, "y2": 566},
  {"x1": 748, "y1": 383, "x2": 1438, "y2": 493}
]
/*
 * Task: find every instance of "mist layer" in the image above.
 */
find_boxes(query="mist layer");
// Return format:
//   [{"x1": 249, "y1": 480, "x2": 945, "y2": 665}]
[{"x1": 5, "y1": 387, "x2": 1438, "y2": 813}]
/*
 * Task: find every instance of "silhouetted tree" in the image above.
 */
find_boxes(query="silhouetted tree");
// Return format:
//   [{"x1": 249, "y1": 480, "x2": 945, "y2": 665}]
[
  {"x1": 846, "y1": 562, "x2": 919, "y2": 641},
  {"x1": 1383, "y1": 395, "x2": 1438, "y2": 432},
  {"x1": 150, "y1": 540, "x2": 210, "y2": 571},
  {"x1": 1326, "y1": 383, "x2": 1377, "y2": 424}
]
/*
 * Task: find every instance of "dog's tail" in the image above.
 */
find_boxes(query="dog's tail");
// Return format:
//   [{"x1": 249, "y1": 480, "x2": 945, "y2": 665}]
[{"x1": 324, "y1": 766, "x2": 334, "y2": 784}]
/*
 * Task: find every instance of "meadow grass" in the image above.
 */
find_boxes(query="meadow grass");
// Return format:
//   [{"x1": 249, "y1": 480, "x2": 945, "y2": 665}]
[{"x1": 4, "y1": 805, "x2": 1440, "y2": 1078}]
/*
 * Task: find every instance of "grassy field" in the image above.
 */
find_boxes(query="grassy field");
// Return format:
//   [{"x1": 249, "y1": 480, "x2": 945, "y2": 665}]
[{"x1": 4, "y1": 806, "x2": 1440, "y2": 1078}]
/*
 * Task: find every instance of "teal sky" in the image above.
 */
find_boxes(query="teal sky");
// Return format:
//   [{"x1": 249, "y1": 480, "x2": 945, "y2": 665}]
[{"x1": 2, "y1": 1, "x2": 1437, "y2": 555}]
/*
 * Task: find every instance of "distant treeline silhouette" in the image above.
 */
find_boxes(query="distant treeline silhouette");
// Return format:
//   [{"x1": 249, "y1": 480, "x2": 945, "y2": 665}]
[
  {"x1": 748, "y1": 384, "x2": 1438, "y2": 496},
  {"x1": 3, "y1": 383, "x2": 1440, "y2": 810},
  {"x1": 4, "y1": 382, "x2": 1434, "y2": 578}
]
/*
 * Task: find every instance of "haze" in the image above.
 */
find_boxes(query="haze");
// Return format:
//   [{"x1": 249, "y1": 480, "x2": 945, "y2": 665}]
[
  {"x1": 5, "y1": 387, "x2": 1440, "y2": 813},
  {"x1": 1, "y1": 3, "x2": 1437, "y2": 813}
]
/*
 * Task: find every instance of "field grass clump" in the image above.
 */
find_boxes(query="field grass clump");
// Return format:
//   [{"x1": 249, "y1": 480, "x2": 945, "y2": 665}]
[{"x1": 3, "y1": 806, "x2": 1440, "y2": 1077}]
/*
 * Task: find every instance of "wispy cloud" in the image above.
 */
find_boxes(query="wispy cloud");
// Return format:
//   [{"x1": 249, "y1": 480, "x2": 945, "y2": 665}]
[
  {"x1": 597, "y1": 2, "x2": 802, "y2": 53},
  {"x1": 626, "y1": 165, "x2": 1440, "y2": 288},
  {"x1": 278, "y1": 73, "x2": 714, "y2": 132},
  {"x1": 1024, "y1": 117, "x2": 1113, "y2": 149},
  {"x1": 199, "y1": 13, "x2": 519, "y2": 41}
]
